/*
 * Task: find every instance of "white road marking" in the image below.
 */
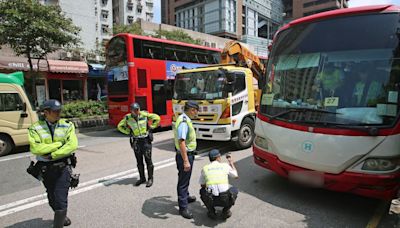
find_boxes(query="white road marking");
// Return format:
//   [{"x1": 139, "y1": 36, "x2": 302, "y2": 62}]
[
  {"x1": 0, "y1": 145, "x2": 86, "y2": 162},
  {"x1": 0, "y1": 145, "x2": 230, "y2": 217},
  {"x1": 0, "y1": 156, "x2": 179, "y2": 217}
]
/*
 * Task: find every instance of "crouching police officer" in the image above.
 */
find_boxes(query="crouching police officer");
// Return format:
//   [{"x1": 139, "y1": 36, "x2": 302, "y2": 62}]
[
  {"x1": 118, "y1": 102, "x2": 160, "y2": 187},
  {"x1": 199, "y1": 149, "x2": 239, "y2": 220},
  {"x1": 28, "y1": 99, "x2": 78, "y2": 227}
]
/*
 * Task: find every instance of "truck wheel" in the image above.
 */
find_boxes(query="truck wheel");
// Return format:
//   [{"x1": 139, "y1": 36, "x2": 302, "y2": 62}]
[
  {"x1": 0, "y1": 135, "x2": 14, "y2": 156},
  {"x1": 235, "y1": 118, "x2": 255, "y2": 149}
]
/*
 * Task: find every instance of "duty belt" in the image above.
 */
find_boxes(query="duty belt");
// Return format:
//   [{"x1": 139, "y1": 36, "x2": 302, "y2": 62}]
[{"x1": 175, "y1": 149, "x2": 196, "y2": 156}]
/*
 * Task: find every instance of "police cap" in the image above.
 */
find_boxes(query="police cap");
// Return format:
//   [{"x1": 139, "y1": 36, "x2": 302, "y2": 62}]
[
  {"x1": 41, "y1": 99, "x2": 62, "y2": 111},
  {"x1": 184, "y1": 101, "x2": 199, "y2": 110},
  {"x1": 130, "y1": 102, "x2": 140, "y2": 110},
  {"x1": 209, "y1": 149, "x2": 221, "y2": 159}
]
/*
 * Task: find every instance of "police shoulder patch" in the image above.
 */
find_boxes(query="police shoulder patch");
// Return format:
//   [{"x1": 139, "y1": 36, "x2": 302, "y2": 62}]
[{"x1": 182, "y1": 116, "x2": 187, "y2": 122}]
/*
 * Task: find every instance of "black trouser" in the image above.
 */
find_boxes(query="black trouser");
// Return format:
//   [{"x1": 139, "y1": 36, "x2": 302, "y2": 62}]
[
  {"x1": 40, "y1": 163, "x2": 71, "y2": 211},
  {"x1": 133, "y1": 138, "x2": 153, "y2": 181},
  {"x1": 200, "y1": 186, "x2": 238, "y2": 213},
  {"x1": 176, "y1": 153, "x2": 195, "y2": 210}
]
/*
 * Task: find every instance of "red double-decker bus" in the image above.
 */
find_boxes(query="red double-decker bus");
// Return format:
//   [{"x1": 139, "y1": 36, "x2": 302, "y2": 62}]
[{"x1": 105, "y1": 34, "x2": 221, "y2": 127}]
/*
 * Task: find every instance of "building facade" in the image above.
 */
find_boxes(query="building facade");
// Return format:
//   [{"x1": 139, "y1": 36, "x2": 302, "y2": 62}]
[
  {"x1": 162, "y1": 0, "x2": 284, "y2": 57},
  {"x1": 113, "y1": 0, "x2": 154, "y2": 26},
  {"x1": 284, "y1": 0, "x2": 349, "y2": 21}
]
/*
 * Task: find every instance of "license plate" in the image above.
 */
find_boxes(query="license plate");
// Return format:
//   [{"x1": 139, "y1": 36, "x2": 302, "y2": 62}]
[{"x1": 288, "y1": 171, "x2": 324, "y2": 187}]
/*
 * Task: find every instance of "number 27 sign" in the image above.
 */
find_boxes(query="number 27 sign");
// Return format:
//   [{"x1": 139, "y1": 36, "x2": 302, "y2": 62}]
[{"x1": 324, "y1": 97, "x2": 339, "y2": 107}]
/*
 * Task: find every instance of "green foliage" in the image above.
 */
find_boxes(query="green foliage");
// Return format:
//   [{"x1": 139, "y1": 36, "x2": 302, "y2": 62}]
[
  {"x1": 113, "y1": 22, "x2": 143, "y2": 35},
  {"x1": 0, "y1": 0, "x2": 81, "y2": 103},
  {"x1": 153, "y1": 29, "x2": 202, "y2": 45},
  {"x1": 0, "y1": 0, "x2": 81, "y2": 59},
  {"x1": 61, "y1": 100, "x2": 108, "y2": 118}
]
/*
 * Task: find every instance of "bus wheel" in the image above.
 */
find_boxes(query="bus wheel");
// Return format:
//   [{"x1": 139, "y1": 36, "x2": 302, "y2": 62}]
[
  {"x1": 0, "y1": 135, "x2": 14, "y2": 157},
  {"x1": 235, "y1": 118, "x2": 255, "y2": 149}
]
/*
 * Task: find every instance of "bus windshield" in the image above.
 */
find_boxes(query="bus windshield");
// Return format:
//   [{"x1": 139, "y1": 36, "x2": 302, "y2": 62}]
[
  {"x1": 106, "y1": 36, "x2": 128, "y2": 95},
  {"x1": 174, "y1": 71, "x2": 227, "y2": 100},
  {"x1": 261, "y1": 13, "x2": 400, "y2": 127}
]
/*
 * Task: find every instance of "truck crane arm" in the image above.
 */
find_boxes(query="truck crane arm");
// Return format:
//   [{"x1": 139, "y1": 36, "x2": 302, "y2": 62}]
[{"x1": 220, "y1": 40, "x2": 265, "y2": 82}]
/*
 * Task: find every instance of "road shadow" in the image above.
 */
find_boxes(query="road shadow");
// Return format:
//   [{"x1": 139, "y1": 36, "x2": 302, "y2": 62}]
[
  {"x1": 141, "y1": 195, "x2": 226, "y2": 227},
  {"x1": 232, "y1": 155, "x2": 381, "y2": 228},
  {"x1": 5, "y1": 218, "x2": 52, "y2": 228}
]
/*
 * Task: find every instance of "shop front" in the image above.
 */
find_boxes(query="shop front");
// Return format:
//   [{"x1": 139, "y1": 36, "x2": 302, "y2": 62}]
[
  {"x1": 46, "y1": 60, "x2": 89, "y2": 103},
  {"x1": 0, "y1": 56, "x2": 48, "y2": 105},
  {"x1": 88, "y1": 63, "x2": 107, "y2": 101}
]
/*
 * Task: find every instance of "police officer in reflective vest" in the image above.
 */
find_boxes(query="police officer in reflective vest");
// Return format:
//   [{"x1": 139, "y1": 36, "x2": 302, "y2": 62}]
[
  {"x1": 28, "y1": 99, "x2": 78, "y2": 228},
  {"x1": 199, "y1": 149, "x2": 239, "y2": 220},
  {"x1": 174, "y1": 101, "x2": 199, "y2": 219},
  {"x1": 118, "y1": 102, "x2": 160, "y2": 187}
]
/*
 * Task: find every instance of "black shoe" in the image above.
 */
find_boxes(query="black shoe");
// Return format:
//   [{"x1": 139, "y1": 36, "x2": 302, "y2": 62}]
[
  {"x1": 64, "y1": 216, "x2": 71, "y2": 226},
  {"x1": 207, "y1": 211, "x2": 217, "y2": 220},
  {"x1": 135, "y1": 179, "x2": 146, "y2": 186},
  {"x1": 222, "y1": 209, "x2": 232, "y2": 219},
  {"x1": 146, "y1": 179, "x2": 153, "y2": 187},
  {"x1": 179, "y1": 208, "x2": 193, "y2": 219},
  {"x1": 188, "y1": 195, "x2": 196, "y2": 203}
]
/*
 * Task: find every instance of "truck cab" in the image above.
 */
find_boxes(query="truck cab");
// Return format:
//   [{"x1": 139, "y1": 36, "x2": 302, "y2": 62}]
[
  {"x1": 0, "y1": 72, "x2": 38, "y2": 156},
  {"x1": 173, "y1": 65, "x2": 258, "y2": 149}
]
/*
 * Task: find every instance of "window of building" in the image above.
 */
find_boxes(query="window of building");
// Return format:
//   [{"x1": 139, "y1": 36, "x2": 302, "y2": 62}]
[
  {"x1": 127, "y1": 16, "x2": 134, "y2": 24},
  {"x1": 101, "y1": 24, "x2": 109, "y2": 34},
  {"x1": 101, "y1": 0, "x2": 108, "y2": 6},
  {"x1": 0, "y1": 93, "x2": 23, "y2": 112},
  {"x1": 101, "y1": 10, "x2": 108, "y2": 20},
  {"x1": 137, "y1": 7, "x2": 142, "y2": 14},
  {"x1": 127, "y1": 2, "x2": 133, "y2": 11}
]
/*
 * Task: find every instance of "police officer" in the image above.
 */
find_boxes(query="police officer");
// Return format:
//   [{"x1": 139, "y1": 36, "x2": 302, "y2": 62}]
[
  {"x1": 199, "y1": 149, "x2": 239, "y2": 220},
  {"x1": 118, "y1": 102, "x2": 160, "y2": 187},
  {"x1": 173, "y1": 101, "x2": 199, "y2": 219},
  {"x1": 28, "y1": 99, "x2": 78, "y2": 228}
]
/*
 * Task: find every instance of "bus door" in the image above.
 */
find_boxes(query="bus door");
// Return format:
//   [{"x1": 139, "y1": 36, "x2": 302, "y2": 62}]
[{"x1": 135, "y1": 68, "x2": 149, "y2": 111}]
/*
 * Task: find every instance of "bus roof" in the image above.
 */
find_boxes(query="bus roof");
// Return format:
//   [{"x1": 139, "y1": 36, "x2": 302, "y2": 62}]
[
  {"x1": 278, "y1": 5, "x2": 400, "y2": 34},
  {"x1": 0, "y1": 71, "x2": 24, "y2": 86},
  {"x1": 112, "y1": 33, "x2": 221, "y2": 52}
]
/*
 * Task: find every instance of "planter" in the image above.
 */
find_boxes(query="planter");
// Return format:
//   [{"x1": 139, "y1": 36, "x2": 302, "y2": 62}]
[{"x1": 68, "y1": 114, "x2": 109, "y2": 129}]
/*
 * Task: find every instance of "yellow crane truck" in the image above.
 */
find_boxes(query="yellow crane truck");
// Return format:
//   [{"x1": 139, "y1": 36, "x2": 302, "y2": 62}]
[{"x1": 172, "y1": 41, "x2": 266, "y2": 149}]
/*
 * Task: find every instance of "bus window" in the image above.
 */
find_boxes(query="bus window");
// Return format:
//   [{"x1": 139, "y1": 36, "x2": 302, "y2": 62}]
[
  {"x1": 164, "y1": 44, "x2": 188, "y2": 62},
  {"x1": 143, "y1": 41, "x2": 163, "y2": 59}
]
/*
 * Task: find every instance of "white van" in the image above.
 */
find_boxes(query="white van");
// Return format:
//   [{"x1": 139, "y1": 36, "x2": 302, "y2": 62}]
[{"x1": 0, "y1": 72, "x2": 38, "y2": 156}]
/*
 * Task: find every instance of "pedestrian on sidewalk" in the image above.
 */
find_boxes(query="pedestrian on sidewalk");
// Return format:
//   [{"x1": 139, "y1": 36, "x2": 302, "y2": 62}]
[
  {"x1": 28, "y1": 99, "x2": 78, "y2": 227},
  {"x1": 199, "y1": 149, "x2": 239, "y2": 220},
  {"x1": 174, "y1": 101, "x2": 200, "y2": 219},
  {"x1": 117, "y1": 102, "x2": 160, "y2": 187}
]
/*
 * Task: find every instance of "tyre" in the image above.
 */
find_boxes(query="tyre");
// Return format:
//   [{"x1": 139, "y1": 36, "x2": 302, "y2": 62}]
[
  {"x1": 234, "y1": 118, "x2": 255, "y2": 149},
  {"x1": 0, "y1": 135, "x2": 14, "y2": 157}
]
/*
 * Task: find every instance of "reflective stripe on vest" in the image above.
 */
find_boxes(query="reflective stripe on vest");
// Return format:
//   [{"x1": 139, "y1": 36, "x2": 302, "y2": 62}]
[
  {"x1": 174, "y1": 114, "x2": 196, "y2": 152},
  {"x1": 203, "y1": 162, "x2": 229, "y2": 186},
  {"x1": 32, "y1": 119, "x2": 72, "y2": 144},
  {"x1": 126, "y1": 112, "x2": 148, "y2": 137}
]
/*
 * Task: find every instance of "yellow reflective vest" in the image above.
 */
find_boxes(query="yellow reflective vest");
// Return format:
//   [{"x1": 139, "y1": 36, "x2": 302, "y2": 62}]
[
  {"x1": 203, "y1": 162, "x2": 229, "y2": 186},
  {"x1": 174, "y1": 113, "x2": 197, "y2": 152},
  {"x1": 117, "y1": 111, "x2": 160, "y2": 137},
  {"x1": 28, "y1": 119, "x2": 78, "y2": 160}
]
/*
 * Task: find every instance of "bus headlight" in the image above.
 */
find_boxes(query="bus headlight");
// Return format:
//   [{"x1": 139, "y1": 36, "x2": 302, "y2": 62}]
[
  {"x1": 362, "y1": 158, "x2": 398, "y2": 171},
  {"x1": 213, "y1": 127, "x2": 226, "y2": 133},
  {"x1": 254, "y1": 136, "x2": 269, "y2": 150}
]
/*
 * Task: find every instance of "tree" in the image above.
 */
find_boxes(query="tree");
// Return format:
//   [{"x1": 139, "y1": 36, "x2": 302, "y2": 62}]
[
  {"x1": 154, "y1": 29, "x2": 202, "y2": 45},
  {"x1": 0, "y1": 0, "x2": 81, "y2": 103},
  {"x1": 113, "y1": 22, "x2": 143, "y2": 35}
]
